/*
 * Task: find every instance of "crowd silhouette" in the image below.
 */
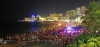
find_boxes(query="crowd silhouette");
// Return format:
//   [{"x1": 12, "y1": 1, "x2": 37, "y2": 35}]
[{"x1": 4, "y1": 21, "x2": 83, "y2": 46}]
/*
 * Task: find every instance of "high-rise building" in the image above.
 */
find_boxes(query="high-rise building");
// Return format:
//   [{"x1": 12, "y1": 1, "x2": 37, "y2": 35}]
[
  {"x1": 76, "y1": 7, "x2": 81, "y2": 16},
  {"x1": 66, "y1": 10, "x2": 72, "y2": 17},
  {"x1": 76, "y1": 6, "x2": 87, "y2": 17},
  {"x1": 81, "y1": 6, "x2": 87, "y2": 16},
  {"x1": 71, "y1": 10, "x2": 76, "y2": 17},
  {"x1": 81, "y1": 6, "x2": 87, "y2": 13},
  {"x1": 66, "y1": 10, "x2": 76, "y2": 17}
]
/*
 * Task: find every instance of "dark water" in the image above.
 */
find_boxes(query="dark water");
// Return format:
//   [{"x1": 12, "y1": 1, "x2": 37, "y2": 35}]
[{"x1": 0, "y1": 22, "x2": 41, "y2": 38}]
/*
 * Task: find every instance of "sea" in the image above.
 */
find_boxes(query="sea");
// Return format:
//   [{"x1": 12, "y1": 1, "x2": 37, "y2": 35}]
[{"x1": 0, "y1": 21, "x2": 42, "y2": 39}]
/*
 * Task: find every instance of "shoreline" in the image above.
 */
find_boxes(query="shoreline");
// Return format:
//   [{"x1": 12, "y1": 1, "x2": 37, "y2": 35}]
[{"x1": 0, "y1": 44, "x2": 20, "y2": 47}]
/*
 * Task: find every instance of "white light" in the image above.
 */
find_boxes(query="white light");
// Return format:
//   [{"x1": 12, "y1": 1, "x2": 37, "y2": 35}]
[
  {"x1": 32, "y1": 15, "x2": 35, "y2": 17},
  {"x1": 66, "y1": 26, "x2": 73, "y2": 33},
  {"x1": 67, "y1": 27, "x2": 72, "y2": 30},
  {"x1": 67, "y1": 30, "x2": 71, "y2": 33},
  {"x1": 4, "y1": 41, "x2": 7, "y2": 44},
  {"x1": 65, "y1": 20, "x2": 70, "y2": 22}
]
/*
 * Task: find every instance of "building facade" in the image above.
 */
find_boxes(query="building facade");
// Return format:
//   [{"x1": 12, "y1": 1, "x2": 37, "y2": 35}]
[
  {"x1": 50, "y1": 13, "x2": 62, "y2": 17},
  {"x1": 24, "y1": 15, "x2": 36, "y2": 21}
]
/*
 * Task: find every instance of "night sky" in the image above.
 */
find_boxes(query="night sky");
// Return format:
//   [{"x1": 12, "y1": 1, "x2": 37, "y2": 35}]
[{"x1": 1, "y1": 0, "x2": 99, "y2": 22}]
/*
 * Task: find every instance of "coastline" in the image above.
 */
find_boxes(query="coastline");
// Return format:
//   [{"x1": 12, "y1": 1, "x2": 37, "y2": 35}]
[{"x1": 0, "y1": 44, "x2": 20, "y2": 47}]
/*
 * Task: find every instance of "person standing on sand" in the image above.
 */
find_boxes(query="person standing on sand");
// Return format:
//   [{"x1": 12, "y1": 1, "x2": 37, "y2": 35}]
[
  {"x1": 0, "y1": 38, "x2": 1, "y2": 44},
  {"x1": 0, "y1": 38, "x2": 3, "y2": 44}
]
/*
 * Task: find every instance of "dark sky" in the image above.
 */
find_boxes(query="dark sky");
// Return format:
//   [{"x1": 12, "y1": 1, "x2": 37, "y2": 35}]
[{"x1": 1, "y1": 0, "x2": 99, "y2": 22}]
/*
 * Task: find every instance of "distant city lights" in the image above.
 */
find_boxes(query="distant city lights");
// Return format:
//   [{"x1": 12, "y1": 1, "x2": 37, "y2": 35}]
[{"x1": 32, "y1": 15, "x2": 35, "y2": 17}]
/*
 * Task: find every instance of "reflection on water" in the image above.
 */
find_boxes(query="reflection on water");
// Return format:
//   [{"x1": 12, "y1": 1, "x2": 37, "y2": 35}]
[
  {"x1": 0, "y1": 22, "x2": 37, "y2": 38},
  {"x1": 31, "y1": 22, "x2": 36, "y2": 32}
]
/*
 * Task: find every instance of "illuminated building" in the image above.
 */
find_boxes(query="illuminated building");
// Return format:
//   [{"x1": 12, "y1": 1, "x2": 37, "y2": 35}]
[
  {"x1": 19, "y1": 6, "x2": 87, "y2": 23},
  {"x1": 65, "y1": 6, "x2": 87, "y2": 18},
  {"x1": 37, "y1": 16, "x2": 46, "y2": 21},
  {"x1": 50, "y1": 13, "x2": 62, "y2": 17},
  {"x1": 49, "y1": 13, "x2": 63, "y2": 21},
  {"x1": 66, "y1": 10, "x2": 76, "y2": 17},
  {"x1": 81, "y1": 6, "x2": 87, "y2": 16},
  {"x1": 76, "y1": 7, "x2": 81, "y2": 16},
  {"x1": 81, "y1": 6, "x2": 87, "y2": 13},
  {"x1": 76, "y1": 6, "x2": 87, "y2": 16},
  {"x1": 71, "y1": 10, "x2": 76, "y2": 17},
  {"x1": 66, "y1": 10, "x2": 72, "y2": 17},
  {"x1": 24, "y1": 15, "x2": 36, "y2": 22}
]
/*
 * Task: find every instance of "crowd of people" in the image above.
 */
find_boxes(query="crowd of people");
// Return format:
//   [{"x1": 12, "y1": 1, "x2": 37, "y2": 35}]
[{"x1": 3, "y1": 21, "x2": 83, "y2": 46}]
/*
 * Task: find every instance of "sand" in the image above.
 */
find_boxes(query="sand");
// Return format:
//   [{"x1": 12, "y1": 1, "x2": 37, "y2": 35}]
[{"x1": 0, "y1": 44, "x2": 20, "y2": 47}]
